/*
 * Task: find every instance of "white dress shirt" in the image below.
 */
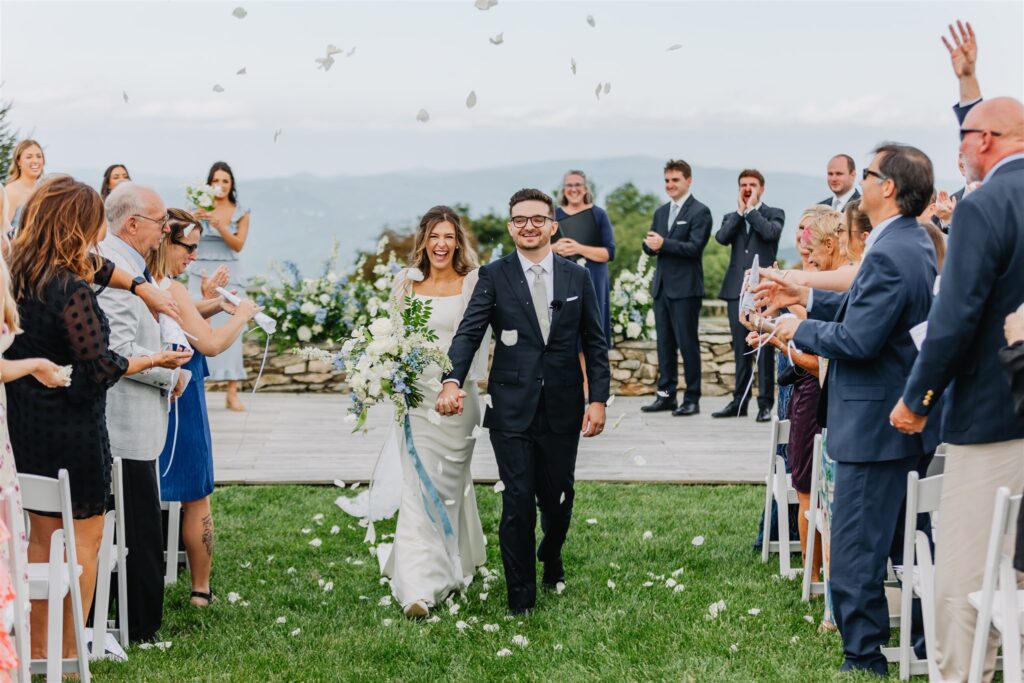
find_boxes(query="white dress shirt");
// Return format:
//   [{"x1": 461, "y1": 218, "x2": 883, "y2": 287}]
[
  {"x1": 830, "y1": 186, "x2": 858, "y2": 212},
  {"x1": 518, "y1": 248, "x2": 554, "y2": 310},
  {"x1": 668, "y1": 192, "x2": 690, "y2": 226}
]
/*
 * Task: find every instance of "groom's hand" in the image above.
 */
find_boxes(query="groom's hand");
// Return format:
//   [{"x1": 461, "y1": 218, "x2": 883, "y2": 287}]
[
  {"x1": 435, "y1": 382, "x2": 466, "y2": 416},
  {"x1": 581, "y1": 402, "x2": 606, "y2": 437}
]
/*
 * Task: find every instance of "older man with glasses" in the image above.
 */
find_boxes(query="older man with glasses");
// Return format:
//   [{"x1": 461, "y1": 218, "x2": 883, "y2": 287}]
[{"x1": 97, "y1": 182, "x2": 191, "y2": 642}]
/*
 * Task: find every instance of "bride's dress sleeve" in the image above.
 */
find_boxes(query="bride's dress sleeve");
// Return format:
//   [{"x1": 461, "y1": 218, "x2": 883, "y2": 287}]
[{"x1": 459, "y1": 268, "x2": 492, "y2": 382}]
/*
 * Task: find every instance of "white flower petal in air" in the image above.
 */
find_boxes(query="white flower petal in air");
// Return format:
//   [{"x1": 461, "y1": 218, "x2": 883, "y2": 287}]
[
  {"x1": 692, "y1": 535, "x2": 705, "y2": 546},
  {"x1": 287, "y1": 567, "x2": 296, "y2": 574},
  {"x1": 276, "y1": 616, "x2": 287, "y2": 624},
  {"x1": 586, "y1": 14, "x2": 595, "y2": 27},
  {"x1": 346, "y1": 47, "x2": 356, "y2": 57},
  {"x1": 266, "y1": 555, "x2": 275, "y2": 563},
  {"x1": 138, "y1": 643, "x2": 153, "y2": 650},
  {"x1": 344, "y1": 414, "x2": 357, "y2": 423},
  {"x1": 560, "y1": 491, "x2": 566, "y2": 504},
  {"x1": 493, "y1": 480, "x2": 505, "y2": 493},
  {"x1": 464, "y1": 483, "x2": 472, "y2": 497},
  {"x1": 512, "y1": 634, "x2": 529, "y2": 648},
  {"x1": 228, "y1": 592, "x2": 241, "y2": 603},
  {"x1": 312, "y1": 513, "x2": 324, "y2": 523},
  {"x1": 667, "y1": 43, "x2": 683, "y2": 51},
  {"x1": 474, "y1": 0, "x2": 498, "y2": 9},
  {"x1": 748, "y1": 608, "x2": 761, "y2": 616},
  {"x1": 594, "y1": 84, "x2": 601, "y2": 100},
  {"x1": 488, "y1": 33, "x2": 504, "y2": 45},
  {"x1": 240, "y1": 561, "x2": 252, "y2": 569},
  {"x1": 554, "y1": 643, "x2": 563, "y2": 652},
  {"x1": 673, "y1": 584, "x2": 685, "y2": 593},
  {"x1": 155, "y1": 641, "x2": 172, "y2": 651},
  {"x1": 466, "y1": 91, "x2": 478, "y2": 109},
  {"x1": 416, "y1": 109, "x2": 430, "y2": 123},
  {"x1": 707, "y1": 599, "x2": 726, "y2": 619},
  {"x1": 309, "y1": 538, "x2": 322, "y2": 548},
  {"x1": 427, "y1": 409, "x2": 442, "y2": 426},
  {"x1": 301, "y1": 528, "x2": 311, "y2": 535},
  {"x1": 665, "y1": 578, "x2": 677, "y2": 588},
  {"x1": 237, "y1": 67, "x2": 247, "y2": 75},
  {"x1": 603, "y1": 82, "x2": 611, "y2": 95},
  {"x1": 350, "y1": 482, "x2": 361, "y2": 490},
  {"x1": 483, "y1": 623, "x2": 499, "y2": 632},
  {"x1": 326, "y1": 44, "x2": 342, "y2": 56},
  {"x1": 456, "y1": 620, "x2": 469, "y2": 631},
  {"x1": 444, "y1": 499, "x2": 455, "y2": 506},
  {"x1": 324, "y1": 582, "x2": 334, "y2": 592},
  {"x1": 586, "y1": 518, "x2": 598, "y2": 525},
  {"x1": 122, "y1": 91, "x2": 129, "y2": 103},
  {"x1": 570, "y1": 58, "x2": 577, "y2": 75},
  {"x1": 790, "y1": 636, "x2": 800, "y2": 644},
  {"x1": 642, "y1": 530, "x2": 653, "y2": 541},
  {"x1": 479, "y1": 566, "x2": 491, "y2": 578},
  {"x1": 212, "y1": 84, "x2": 225, "y2": 93},
  {"x1": 496, "y1": 648, "x2": 513, "y2": 657},
  {"x1": 468, "y1": 425, "x2": 486, "y2": 440},
  {"x1": 607, "y1": 579, "x2": 616, "y2": 590},
  {"x1": 232, "y1": 6, "x2": 247, "y2": 19},
  {"x1": 290, "y1": 628, "x2": 301, "y2": 636}
]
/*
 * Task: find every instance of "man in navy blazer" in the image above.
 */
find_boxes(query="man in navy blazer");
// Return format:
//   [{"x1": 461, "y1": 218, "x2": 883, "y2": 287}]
[
  {"x1": 890, "y1": 97, "x2": 1024, "y2": 681},
  {"x1": 713, "y1": 169, "x2": 784, "y2": 421},
  {"x1": 817, "y1": 154, "x2": 861, "y2": 212},
  {"x1": 759, "y1": 144, "x2": 938, "y2": 676},
  {"x1": 641, "y1": 159, "x2": 712, "y2": 416}
]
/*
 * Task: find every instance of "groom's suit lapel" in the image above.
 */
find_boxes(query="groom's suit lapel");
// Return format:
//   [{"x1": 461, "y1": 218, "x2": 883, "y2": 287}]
[
  {"x1": 500, "y1": 254, "x2": 545, "y2": 342},
  {"x1": 549, "y1": 256, "x2": 572, "y2": 336}
]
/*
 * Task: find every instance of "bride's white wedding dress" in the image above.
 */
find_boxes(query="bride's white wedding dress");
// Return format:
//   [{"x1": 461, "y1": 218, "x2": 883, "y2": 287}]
[{"x1": 338, "y1": 268, "x2": 489, "y2": 609}]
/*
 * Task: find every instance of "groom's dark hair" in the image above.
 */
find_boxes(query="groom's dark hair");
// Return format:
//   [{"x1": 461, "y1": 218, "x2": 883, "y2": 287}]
[{"x1": 509, "y1": 188, "x2": 554, "y2": 217}]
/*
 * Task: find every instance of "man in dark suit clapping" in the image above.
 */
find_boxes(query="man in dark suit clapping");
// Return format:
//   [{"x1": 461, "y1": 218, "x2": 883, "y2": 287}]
[
  {"x1": 640, "y1": 159, "x2": 713, "y2": 416},
  {"x1": 713, "y1": 169, "x2": 784, "y2": 422}
]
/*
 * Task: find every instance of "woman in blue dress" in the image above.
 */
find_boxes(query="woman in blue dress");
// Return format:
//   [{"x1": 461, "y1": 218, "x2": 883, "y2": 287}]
[
  {"x1": 552, "y1": 169, "x2": 616, "y2": 346},
  {"x1": 189, "y1": 161, "x2": 252, "y2": 411},
  {"x1": 3, "y1": 139, "x2": 45, "y2": 236},
  {"x1": 148, "y1": 209, "x2": 260, "y2": 606}
]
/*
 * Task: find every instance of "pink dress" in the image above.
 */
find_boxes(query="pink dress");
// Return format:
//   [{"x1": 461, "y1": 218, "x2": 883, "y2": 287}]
[{"x1": 0, "y1": 325, "x2": 25, "y2": 679}]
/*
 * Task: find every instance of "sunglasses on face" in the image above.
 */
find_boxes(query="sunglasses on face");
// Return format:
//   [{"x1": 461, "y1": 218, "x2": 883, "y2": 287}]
[
  {"x1": 171, "y1": 239, "x2": 199, "y2": 254},
  {"x1": 960, "y1": 128, "x2": 1002, "y2": 141},
  {"x1": 510, "y1": 215, "x2": 552, "y2": 229},
  {"x1": 862, "y1": 168, "x2": 889, "y2": 182}
]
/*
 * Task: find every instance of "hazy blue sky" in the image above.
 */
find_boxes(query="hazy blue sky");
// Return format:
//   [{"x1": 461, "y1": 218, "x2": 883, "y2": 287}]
[{"x1": 2, "y1": 1, "x2": 1022, "y2": 182}]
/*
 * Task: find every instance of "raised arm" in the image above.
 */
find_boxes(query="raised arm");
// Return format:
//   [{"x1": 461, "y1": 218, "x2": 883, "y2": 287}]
[
  {"x1": 943, "y1": 20, "x2": 981, "y2": 109},
  {"x1": 745, "y1": 207, "x2": 784, "y2": 243},
  {"x1": 715, "y1": 212, "x2": 743, "y2": 246}
]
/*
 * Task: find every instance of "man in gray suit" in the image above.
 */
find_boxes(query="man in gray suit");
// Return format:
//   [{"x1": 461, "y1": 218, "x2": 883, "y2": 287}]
[{"x1": 97, "y1": 182, "x2": 190, "y2": 641}]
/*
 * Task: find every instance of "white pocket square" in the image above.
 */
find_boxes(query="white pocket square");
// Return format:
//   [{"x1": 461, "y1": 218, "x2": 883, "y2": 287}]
[
  {"x1": 676, "y1": 220, "x2": 687, "y2": 225},
  {"x1": 500, "y1": 329, "x2": 518, "y2": 346},
  {"x1": 566, "y1": 296, "x2": 579, "y2": 302}
]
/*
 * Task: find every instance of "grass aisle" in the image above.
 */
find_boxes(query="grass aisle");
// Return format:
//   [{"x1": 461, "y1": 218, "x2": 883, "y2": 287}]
[{"x1": 93, "y1": 483, "x2": 891, "y2": 682}]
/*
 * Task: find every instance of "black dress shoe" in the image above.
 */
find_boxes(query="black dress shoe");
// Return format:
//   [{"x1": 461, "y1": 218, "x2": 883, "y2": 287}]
[
  {"x1": 541, "y1": 557, "x2": 565, "y2": 589},
  {"x1": 641, "y1": 395, "x2": 677, "y2": 413},
  {"x1": 672, "y1": 402, "x2": 699, "y2": 416},
  {"x1": 509, "y1": 606, "x2": 532, "y2": 617},
  {"x1": 756, "y1": 407, "x2": 773, "y2": 422},
  {"x1": 712, "y1": 400, "x2": 748, "y2": 418}
]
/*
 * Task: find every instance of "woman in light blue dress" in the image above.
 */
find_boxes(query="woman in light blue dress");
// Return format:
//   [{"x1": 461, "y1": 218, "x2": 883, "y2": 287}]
[
  {"x1": 3, "y1": 139, "x2": 46, "y2": 237},
  {"x1": 189, "y1": 161, "x2": 251, "y2": 411}
]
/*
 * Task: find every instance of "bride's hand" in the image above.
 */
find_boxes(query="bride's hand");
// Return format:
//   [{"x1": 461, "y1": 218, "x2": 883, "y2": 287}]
[{"x1": 435, "y1": 383, "x2": 465, "y2": 416}]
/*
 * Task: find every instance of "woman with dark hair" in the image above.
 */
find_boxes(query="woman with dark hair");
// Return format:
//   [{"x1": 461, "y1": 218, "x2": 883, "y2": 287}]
[
  {"x1": 189, "y1": 161, "x2": 251, "y2": 411},
  {"x1": 552, "y1": 170, "x2": 616, "y2": 345},
  {"x1": 338, "y1": 205, "x2": 488, "y2": 619},
  {"x1": 100, "y1": 164, "x2": 131, "y2": 199},
  {"x1": 5, "y1": 175, "x2": 190, "y2": 659},
  {"x1": 149, "y1": 208, "x2": 259, "y2": 607}
]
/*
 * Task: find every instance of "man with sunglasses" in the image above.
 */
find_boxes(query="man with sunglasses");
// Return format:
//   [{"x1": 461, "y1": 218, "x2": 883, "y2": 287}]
[
  {"x1": 891, "y1": 96, "x2": 1024, "y2": 681},
  {"x1": 97, "y1": 182, "x2": 190, "y2": 642},
  {"x1": 437, "y1": 188, "x2": 609, "y2": 615}
]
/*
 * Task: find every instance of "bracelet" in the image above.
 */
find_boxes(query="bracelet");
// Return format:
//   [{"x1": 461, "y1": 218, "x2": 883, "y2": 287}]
[{"x1": 143, "y1": 354, "x2": 154, "y2": 370}]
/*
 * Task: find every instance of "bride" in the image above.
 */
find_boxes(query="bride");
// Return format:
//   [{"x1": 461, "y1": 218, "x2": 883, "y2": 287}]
[{"x1": 340, "y1": 206, "x2": 490, "y2": 618}]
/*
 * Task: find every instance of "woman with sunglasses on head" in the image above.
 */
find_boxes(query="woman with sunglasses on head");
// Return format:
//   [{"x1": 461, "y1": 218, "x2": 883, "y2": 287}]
[
  {"x1": 147, "y1": 208, "x2": 259, "y2": 607},
  {"x1": 189, "y1": 161, "x2": 251, "y2": 412}
]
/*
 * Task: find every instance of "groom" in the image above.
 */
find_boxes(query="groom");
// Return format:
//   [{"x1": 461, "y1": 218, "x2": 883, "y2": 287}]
[{"x1": 436, "y1": 188, "x2": 610, "y2": 615}]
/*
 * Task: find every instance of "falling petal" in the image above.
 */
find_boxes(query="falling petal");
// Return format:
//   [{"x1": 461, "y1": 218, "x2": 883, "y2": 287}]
[
  {"x1": 667, "y1": 43, "x2": 683, "y2": 51},
  {"x1": 466, "y1": 91, "x2": 477, "y2": 109},
  {"x1": 512, "y1": 634, "x2": 529, "y2": 647},
  {"x1": 496, "y1": 648, "x2": 513, "y2": 657},
  {"x1": 609, "y1": 562, "x2": 619, "y2": 569},
  {"x1": 155, "y1": 641, "x2": 172, "y2": 651},
  {"x1": 312, "y1": 513, "x2": 324, "y2": 523},
  {"x1": 642, "y1": 530, "x2": 653, "y2": 541},
  {"x1": 586, "y1": 14, "x2": 595, "y2": 27},
  {"x1": 122, "y1": 91, "x2": 129, "y2": 103},
  {"x1": 378, "y1": 595, "x2": 392, "y2": 606},
  {"x1": 449, "y1": 602, "x2": 460, "y2": 615},
  {"x1": 444, "y1": 499, "x2": 455, "y2": 506},
  {"x1": 642, "y1": 581, "x2": 654, "y2": 587},
  {"x1": 301, "y1": 528, "x2": 312, "y2": 534},
  {"x1": 347, "y1": 47, "x2": 356, "y2": 57},
  {"x1": 315, "y1": 55, "x2": 335, "y2": 72},
  {"x1": 790, "y1": 636, "x2": 800, "y2": 644},
  {"x1": 603, "y1": 82, "x2": 611, "y2": 95},
  {"x1": 266, "y1": 555, "x2": 275, "y2": 563},
  {"x1": 237, "y1": 67, "x2": 247, "y2": 75},
  {"x1": 692, "y1": 535, "x2": 705, "y2": 546},
  {"x1": 671, "y1": 567, "x2": 685, "y2": 577},
  {"x1": 416, "y1": 109, "x2": 430, "y2": 123},
  {"x1": 326, "y1": 44, "x2": 342, "y2": 56},
  {"x1": 673, "y1": 584, "x2": 686, "y2": 593},
  {"x1": 350, "y1": 482, "x2": 360, "y2": 490},
  {"x1": 287, "y1": 567, "x2": 296, "y2": 574},
  {"x1": 594, "y1": 83, "x2": 601, "y2": 100},
  {"x1": 468, "y1": 425, "x2": 486, "y2": 440},
  {"x1": 427, "y1": 409, "x2": 442, "y2": 425},
  {"x1": 730, "y1": 643, "x2": 739, "y2": 652},
  {"x1": 666, "y1": 578, "x2": 677, "y2": 588},
  {"x1": 232, "y1": 6, "x2": 247, "y2": 19},
  {"x1": 554, "y1": 643, "x2": 563, "y2": 652},
  {"x1": 570, "y1": 57, "x2": 577, "y2": 75},
  {"x1": 479, "y1": 566, "x2": 491, "y2": 577},
  {"x1": 559, "y1": 491, "x2": 566, "y2": 504},
  {"x1": 493, "y1": 480, "x2": 505, "y2": 493},
  {"x1": 475, "y1": 0, "x2": 498, "y2": 9},
  {"x1": 748, "y1": 608, "x2": 761, "y2": 616},
  {"x1": 633, "y1": 454, "x2": 647, "y2": 466},
  {"x1": 426, "y1": 615, "x2": 441, "y2": 623},
  {"x1": 212, "y1": 84, "x2": 225, "y2": 93},
  {"x1": 228, "y1": 592, "x2": 241, "y2": 603},
  {"x1": 324, "y1": 582, "x2": 334, "y2": 592},
  {"x1": 240, "y1": 561, "x2": 252, "y2": 569},
  {"x1": 489, "y1": 33, "x2": 504, "y2": 45},
  {"x1": 707, "y1": 599, "x2": 727, "y2": 619}
]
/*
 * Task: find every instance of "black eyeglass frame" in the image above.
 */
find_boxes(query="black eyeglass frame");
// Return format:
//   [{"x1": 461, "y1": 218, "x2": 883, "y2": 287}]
[
  {"x1": 509, "y1": 215, "x2": 554, "y2": 229},
  {"x1": 170, "y1": 239, "x2": 199, "y2": 254}
]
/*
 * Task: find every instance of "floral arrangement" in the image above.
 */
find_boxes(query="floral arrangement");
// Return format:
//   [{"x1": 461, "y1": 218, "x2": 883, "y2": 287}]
[
  {"x1": 185, "y1": 183, "x2": 218, "y2": 211},
  {"x1": 609, "y1": 252, "x2": 656, "y2": 341},
  {"x1": 297, "y1": 295, "x2": 450, "y2": 431}
]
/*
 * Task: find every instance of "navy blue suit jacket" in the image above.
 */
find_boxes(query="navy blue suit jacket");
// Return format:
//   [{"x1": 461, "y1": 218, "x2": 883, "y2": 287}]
[
  {"x1": 817, "y1": 189, "x2": 861, "y2": 208},
  {"x1": 794, "y1": 216, "x2": 937, "y2": 463},
  {"x1": 715, "y1": 204, "x2": 785, "y2": 300},
  {"x1": 953, "y1": 99, "x2": 979, "y2": 125},
  {"x1": 445, "y1": 252, "x2": 610, "y2": 434},
  {"x1": 642, "y1": 195, "x2": 713, "y2": 299},
  {"x1": 903, "y1": 157, "x2": 1024, "y2": 444}
]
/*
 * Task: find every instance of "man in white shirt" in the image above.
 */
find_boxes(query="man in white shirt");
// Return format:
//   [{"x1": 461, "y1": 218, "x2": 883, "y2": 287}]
[{"x1": 818, "y1": 154, "x2": 861, "y2": 212}]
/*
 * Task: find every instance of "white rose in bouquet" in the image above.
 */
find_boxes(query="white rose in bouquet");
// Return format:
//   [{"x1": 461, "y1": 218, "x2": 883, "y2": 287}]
[
  {"x1": 297, "y1": 325, "x2": 312, "y2": 342},
  {"x1": 300, "y1": 302, "x2": 317, "y2": 315},
  {"x1": 319, "y1": 294, "x2": 331, "y2": 305},
  {"x1": 626, "y1": 321, "x2": 642, "y2": 339},
  {"x1": 369, "y1": 317, "x2": 393, "y2": 338}
]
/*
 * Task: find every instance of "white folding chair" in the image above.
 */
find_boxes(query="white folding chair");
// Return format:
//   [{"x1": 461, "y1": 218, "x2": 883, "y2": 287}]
[
  {"x1": 760, "y1": 417, "x2": 800, "y2": 576},
  {"x1": 883, "y1": 470, "x2": 943, "y2": 679},
  {"x1": 3, "y1": 489, "x2": 30, "y2": 683},
  {"x1": 161, "y1": 501, "x2": 186, "y2": 585},
  {"x1": 967, "y1": 487, "x2": 1022, "y2": 683},
  {"x1": 18, "y1": 469, "x2": 91, "y2": 682},
  {"x1": 92, "y1": 457, "x2": 129, "y2": 649},
  {"x1": 912, "y1": 530, "x2": 942, "y2": 681},
  {"x1": 801, "y1": 433, "x2": 825, "y2": 601}
]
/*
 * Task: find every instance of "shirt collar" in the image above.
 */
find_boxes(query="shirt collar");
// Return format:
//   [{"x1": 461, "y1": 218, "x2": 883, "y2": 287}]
[
  {"x1": 109, "y1": 233, "x2": 148, "y2": 274},
  {"x1": 983, "y1": 152, "x2": 1024, "y2": 184},
  {"x1": 863, "y1": 213, "x2": 901, "y2": 254},
  {"x1": 671, "y1": 192, "x2": 689, "y2": 210},
  {"x1": 518, "y1": 248, "x2": 554, "y2": 275},
  {"x1": 834, "y1": 186, "x2": 857, "y2": 206}
]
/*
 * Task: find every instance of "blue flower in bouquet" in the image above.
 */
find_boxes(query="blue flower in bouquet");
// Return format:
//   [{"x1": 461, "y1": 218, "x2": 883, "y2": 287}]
[
  {"x1": 314, "y1": 308, "x2": 328, "y2": 324},
  {"x1": 286, "y1": 301, "x2": 300, "y2": 313}
]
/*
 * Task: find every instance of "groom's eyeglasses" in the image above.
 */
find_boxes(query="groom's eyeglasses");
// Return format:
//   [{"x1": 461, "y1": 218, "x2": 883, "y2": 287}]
[{"x1": 510, "y1": 215, "x2": 553, "y2": 229}]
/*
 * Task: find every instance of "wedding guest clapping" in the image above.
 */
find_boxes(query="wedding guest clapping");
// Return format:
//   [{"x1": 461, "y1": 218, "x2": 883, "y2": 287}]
[
  {"x1": 189, "y1": 162, "x2": 251, "y2": 412},
  {"x1": 5, "y1": 176, "x2": 189, "y2": 659},
  {"x1": 100, "y1": 164, "x2": 131, "y2": 200},
  {"x1": 3, "y1": 139, "x2": 45, "y2": 234},
  {"x1": 149, "y1": 209, "x2": 259, "y2": 608}
]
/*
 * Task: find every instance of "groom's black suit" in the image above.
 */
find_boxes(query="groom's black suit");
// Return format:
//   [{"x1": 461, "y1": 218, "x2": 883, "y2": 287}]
[{"x1": 446, "y1": 251, "x2": 610, "y2": 611}]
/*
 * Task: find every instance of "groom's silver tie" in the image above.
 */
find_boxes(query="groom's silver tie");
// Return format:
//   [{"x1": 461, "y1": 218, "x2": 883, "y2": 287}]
[{"x1": 529, "y1": 264, "x2": 550, "y2": 344}]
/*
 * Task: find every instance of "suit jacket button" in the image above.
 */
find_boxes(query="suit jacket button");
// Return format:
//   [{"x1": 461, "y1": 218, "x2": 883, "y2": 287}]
[{"x1": 745, "y1": 249, "x2": 749, "y2": 254}]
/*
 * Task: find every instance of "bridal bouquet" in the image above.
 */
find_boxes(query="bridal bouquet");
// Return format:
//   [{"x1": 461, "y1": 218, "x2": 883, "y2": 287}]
[
  {"x1": 297, "y1": 295, "x2": 450, "y2": 431},
  {"x1": 185, "y1": 183, "x2": 218, "y2": 211}
]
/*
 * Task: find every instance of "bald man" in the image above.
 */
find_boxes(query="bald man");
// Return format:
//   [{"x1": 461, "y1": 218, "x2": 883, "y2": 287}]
[
  {"x1": 891, "y1": 97, "x2": 1024, "y2": 682},
  {"x1": 818, "y1": 154, "x2": 860, "y2": 212}
]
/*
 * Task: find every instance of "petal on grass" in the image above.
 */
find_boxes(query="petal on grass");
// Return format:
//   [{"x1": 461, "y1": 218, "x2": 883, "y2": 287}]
[{"x1": 692, "y1": 535, "x2": 705, "y2": 546}]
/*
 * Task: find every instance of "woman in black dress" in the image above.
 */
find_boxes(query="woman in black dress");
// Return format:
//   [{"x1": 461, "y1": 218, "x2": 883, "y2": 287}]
[{"x1": 6, "y1": 176, "x2": 190, "y2": 658}]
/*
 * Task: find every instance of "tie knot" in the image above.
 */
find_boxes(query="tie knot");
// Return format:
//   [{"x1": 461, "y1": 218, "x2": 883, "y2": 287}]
[{"x1": 530, "y1": 265, "x2": 544, "y2": 276}]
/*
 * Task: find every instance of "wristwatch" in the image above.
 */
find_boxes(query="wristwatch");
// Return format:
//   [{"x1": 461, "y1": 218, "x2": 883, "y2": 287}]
[{"x1": 129, "y1": 275, "x2": 147, "y2": 295}]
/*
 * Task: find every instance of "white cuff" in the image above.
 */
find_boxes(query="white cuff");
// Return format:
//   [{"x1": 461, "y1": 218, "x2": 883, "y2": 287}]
[
  {"x1": 806, "y1": 289, "x2": 814, "y2": 312},
  {"x1": 442, "y1": 379, "x2": 461, "y2": 387}
]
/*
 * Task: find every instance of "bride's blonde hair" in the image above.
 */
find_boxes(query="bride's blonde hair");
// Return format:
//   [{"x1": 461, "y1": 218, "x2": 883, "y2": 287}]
[{"x1": 408, "y1": 205, "x2": 478, "y2": 276}]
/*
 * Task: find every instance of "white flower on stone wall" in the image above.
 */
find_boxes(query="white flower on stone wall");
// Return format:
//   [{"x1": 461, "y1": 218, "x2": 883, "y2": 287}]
[
  {"x1": 297, "y1": 326, "x2": 312, "y2": 342},
  {"x1": 626, "y1": 322, "x2": 642, "y2": 339}
]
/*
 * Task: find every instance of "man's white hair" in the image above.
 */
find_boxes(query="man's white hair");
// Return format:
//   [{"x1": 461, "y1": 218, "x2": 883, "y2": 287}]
[{"x1": 105, "y1": 182, "x2": 157, "y2": 234}]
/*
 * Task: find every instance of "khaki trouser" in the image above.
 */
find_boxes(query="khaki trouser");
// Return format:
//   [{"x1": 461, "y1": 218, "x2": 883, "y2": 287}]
[{"x1": 933, "y1": 439, "x2": 1024, "y2": 682}]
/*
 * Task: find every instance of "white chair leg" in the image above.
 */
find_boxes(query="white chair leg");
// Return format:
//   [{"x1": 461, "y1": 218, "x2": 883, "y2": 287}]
[
  {"x1": 91, "y1": 512, "x2": 115, "y2": 657},
  {"x1": 762, "y1": 442, "x2": 776, "y2": 565},
  {"x1": 165, "y1": 501, "x2": 181, "y2": 585},
  {"x1": 774, "y1": 460, "x2": 792, "y2": 576},
  {"x1": 116, "y1": 545, "x2": 129, "y2": 647},
  {"x1": 999, "y1": 560, "x2": 1022, "y2": 683},
  {"x1": 46, "y1": 531, "x2": 64, "y2": 683}
]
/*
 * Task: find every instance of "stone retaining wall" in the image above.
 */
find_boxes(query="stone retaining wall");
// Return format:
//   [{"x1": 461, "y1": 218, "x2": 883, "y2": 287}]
[{"x1": 214, "y1": 322, "x2": 738, "y2": 397}]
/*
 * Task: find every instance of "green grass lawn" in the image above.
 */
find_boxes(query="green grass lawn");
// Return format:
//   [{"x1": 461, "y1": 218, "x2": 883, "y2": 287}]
[{"x1": 91, "y1": 483, "x2": 896, "y2": 682}]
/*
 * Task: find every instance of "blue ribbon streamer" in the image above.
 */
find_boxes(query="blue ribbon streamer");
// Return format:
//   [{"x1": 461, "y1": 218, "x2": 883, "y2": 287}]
[{"x1": 402, "y1": 413, "x2": 454, "y2": 538}]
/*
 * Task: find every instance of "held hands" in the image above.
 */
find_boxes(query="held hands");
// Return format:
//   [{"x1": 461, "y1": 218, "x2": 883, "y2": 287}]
[
  {"x1": 643, "y1": 231, "x2": 665, "y2": 252},
  {"x1": 581, "y1": 401, "x2": 605, "y2": 437},
  {"x1": 889, "y1": 398, "x2": 928, "y2": 434},
  {"x1": 943, "y1": 20, "x2": 977, "y2": 79},
  {"x1": 136, "y1": 282, "x2": 182, "y2": 325},
  {"x1": 435, "y1": 382, "x2": 466, "y2": 417},
  {"x1": 201, "y1": 266, "x2": 231, "y2": 299},
  {"x1": 153, "y1": 348, "x2": 194, "y2": 369},
  {"x1": 552, "y1": 238, "x2": 581, "y2": 257},
  {"x1": 1005, "y1": 311, "x2": 1024, "y2": 345}
]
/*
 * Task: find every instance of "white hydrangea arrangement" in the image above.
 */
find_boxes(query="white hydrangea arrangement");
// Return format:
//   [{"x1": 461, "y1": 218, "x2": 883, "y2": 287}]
[{"x1": 609, "y1": 252, "x2": 656, "y2": 341}]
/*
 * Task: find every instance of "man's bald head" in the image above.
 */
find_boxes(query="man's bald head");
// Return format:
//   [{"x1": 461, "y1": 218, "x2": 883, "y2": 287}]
[{"x1": 959, "y1": 97, "x2": 1024, "y2": 182}]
